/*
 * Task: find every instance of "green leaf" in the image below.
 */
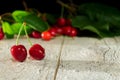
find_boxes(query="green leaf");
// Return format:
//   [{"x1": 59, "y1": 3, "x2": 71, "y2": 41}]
[
  {"x1": 82, "y1": 25, "x2": 102, "y2": 37},
  {"x1": 93, "y1": 21, "x2": 109, "y2": 31},
  {"x1": 72, "y1": 16, "x2": 113, "y2": 38},
  {"x1": 2, "y1": 22, "x2": 14, "y2": 34},
  {"x1": 74, "y1": 3, "x2": 120, "y2": 37},
  {"x1": 82, "y1": 25, "x2": 104, "y2": 37},
  {"x1": 2, "y1": 21, "x2": 14, "y2": 38},
  {"x1": 72, "y1": 16, "x2": 91, "y2": 29},
  {"x1": 11, "y1": 23, "x2": 33, "y2": 35},
  {"x1": 109, "y1": 27, "x2": 120, "y2": 36},
  {"x1": 12, "y1": 10, "x2": 30, "y2": 22},
  {"x1": 82, "y1": 25, "x2": 113, "y2": 38},
  {"x1": 23, "y1": 14, "x2": 49, "y2": 32},
  {"x1": 5, "y1": 33, "x2": 14, "y2": 39},
  {"x1": 78, "y1": 3, "x2": 120, "y2": 26}
]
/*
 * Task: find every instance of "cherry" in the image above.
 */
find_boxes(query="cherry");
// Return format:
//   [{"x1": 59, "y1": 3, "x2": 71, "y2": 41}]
[
  {"x1": 56, "y1": 18, "x2": 66, "y2": 27},
  {"x1": 24, "y1": 23, "x2": 45, "y2": 60},
  {"x1": 69, "y1": 28, "x2": 78, "y2": 37},
  {"x1": 48, "y1": 27, "x2": 57, "y2": 37},
  {"x1": 55, "y1": 27, "x2": 63, "y2": 35},
  {"x1": 0, "y1": 27, "x2": 4, "y2": 40},
  {"x1": 62, "y1": 26, "x2": 72, "y2": 35},
  {"x1": 10, "y1": 23, "x2": 27, "y2": 62},
  {"x1": 31, "y1": 31, "x2": 41, "y2": 38},
  {"x1": 29, "y1": 44, "x2": 45, "y2": 60},
  {"x1": 10, "y1": 45, "x2": 27, "y2": 62},
  {"x1": 41, "y1": 31, "x2": 52, "y2": 41},
  {"x1": 51, "y1": 25, "x2": 63, "y2": 35}
]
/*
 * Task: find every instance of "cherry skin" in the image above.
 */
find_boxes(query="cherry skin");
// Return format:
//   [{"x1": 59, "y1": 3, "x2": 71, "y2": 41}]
[
  {"x1": 55, "y1": 27, "x2": 63, "y2": 35},
  {"x1": 41, "y1": 31, "x2": 52, "y2": 41},
  {"x1": 10, "y1": 45, "x2": 27, "y2": 62},
  {"x1": 31, "y1": 31, "x2": 41, "y2": 38},
  {"x1": 62, "y1": 26, "x2": 72, "y2": 35},
  {"x1": 48, "y1": 27, "x2": 57, "y2": 37},
  {"x1": 69, "y1": 28, "x2": 78, "y2": 37},
  {"x1": 29, "y1": 44, "x2": 45, "y2": 60},
  {"x1": 56, "y1": 18, "x2": 66, "y2": 27},
  {"x1": 0, "y1": 27, "x2": 4, "y2": 40},
  {"x1": 51, "y1": 25, "x2": 63, "y2": 35}
]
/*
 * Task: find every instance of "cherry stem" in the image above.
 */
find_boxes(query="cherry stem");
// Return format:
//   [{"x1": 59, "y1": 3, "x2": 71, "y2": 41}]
[
  {"x1": 0, "y1": 16, "x2": 3, "y2": 24},
  {"x1": 22, "y1": 0, "x2": 29, "y2": 11},
  {"x1": 60, "y1": 6, "x2": 64, "y2": 18},
  {"x1": 23, "y1": 22, "x2": 33, "y2": 46},
  {"x1": 16, "y1": 23, "x2": 25, "y2": 45},
  {"x1": 57, "y1": 0, "x2": 76, "y2": 13}
]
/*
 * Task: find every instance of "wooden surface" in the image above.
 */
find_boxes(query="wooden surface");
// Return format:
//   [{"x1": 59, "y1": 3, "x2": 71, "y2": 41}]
[{"x1": 0, "y1": 36, "x2": 120, "y2": 80}]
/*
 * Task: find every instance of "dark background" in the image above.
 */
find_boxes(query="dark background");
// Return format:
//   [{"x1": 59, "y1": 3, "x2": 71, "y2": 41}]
[{"x1": 0, "y1": 0, "x2": 120, "y2": 15}]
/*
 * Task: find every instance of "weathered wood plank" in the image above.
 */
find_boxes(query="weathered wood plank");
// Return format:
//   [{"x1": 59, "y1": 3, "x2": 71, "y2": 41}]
[
  {"x1": 0, "y1": 36, "x2": 64, "y2": 80},
  {"x1": 1, "y1": 36, "x2": 120, "y2": 80},
  {"x1": 56, "y1": 37, "x2": 120, "y2": 80}
]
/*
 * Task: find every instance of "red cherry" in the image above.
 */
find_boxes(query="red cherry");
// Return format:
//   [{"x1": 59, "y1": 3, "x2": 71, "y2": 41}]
[
  {"x1": 55, "y1": 27, "x2": 63, "y2": 35},
  {"x1": 51, "y1": 25, "x2": 63, "y2": 35},
  {"x1": 10, "y1": 45, "x2": 27, "y2": 62},
  {"x1": 62, "y1": 26, "x2": 72, "y2": 35},
  {"x1": 69, "y1": 28, "x2": 78, "y2": 37},
  {"x1": 31, "y1": 31, "x2": 41, "y2": 38},
  {"x1": 56, "y1": 18, "x2": 66, "y2": 27},
  {"x1": 41, "y1": 31, "x2": 52, "y2": 41},
  {"x1": 29, "y1": 44, "x2": 45, "y2": 60},
  {"x1": 0, "y1": 27, "x2": 4, "y2": 40},
  {"x1": 48, "y1": 27, "x2": 57, "y2": 37}
]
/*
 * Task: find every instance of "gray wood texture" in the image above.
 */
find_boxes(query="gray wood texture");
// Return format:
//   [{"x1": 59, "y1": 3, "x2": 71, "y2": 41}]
[{"x1": 0, "y1": 36, "x2": 120, "y2": 80}]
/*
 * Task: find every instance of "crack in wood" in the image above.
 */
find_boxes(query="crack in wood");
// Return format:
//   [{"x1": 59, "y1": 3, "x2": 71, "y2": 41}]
[
  {"x1": 103, "y1": 39, "x2": 112, "y2": 62},
  {"x1": 103, "y1": 48, "x2": 110, "y2": 62},
  {"x1": 94, "y1": 40, "x2": 110, "y2": 62},
  {"x1": 53, "y1": 37, "x2": 65, "y2": 80},
  {"x1": 102, "y1": 38, "x2": 120, "y2": 66}
]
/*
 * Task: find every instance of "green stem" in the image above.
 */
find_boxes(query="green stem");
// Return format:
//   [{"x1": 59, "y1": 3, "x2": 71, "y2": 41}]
[
  {"x1": 60, "y1": 6, "x2": 64, "y2": 18},
  {"x1": 16, "y1": 23, "x2": 24, "y2": 45},
  {"x1": 23, "y1": 22, "x2": 32, "y2": 46}
]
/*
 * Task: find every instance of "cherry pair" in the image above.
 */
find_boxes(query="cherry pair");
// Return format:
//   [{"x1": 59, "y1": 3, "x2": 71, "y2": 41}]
[
  {"x1": 10, "y1": 44, "x2": 45, "y2": 62},
  {"x1": 10, "y1": 22, "x2": 45, "y2": 62}
]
